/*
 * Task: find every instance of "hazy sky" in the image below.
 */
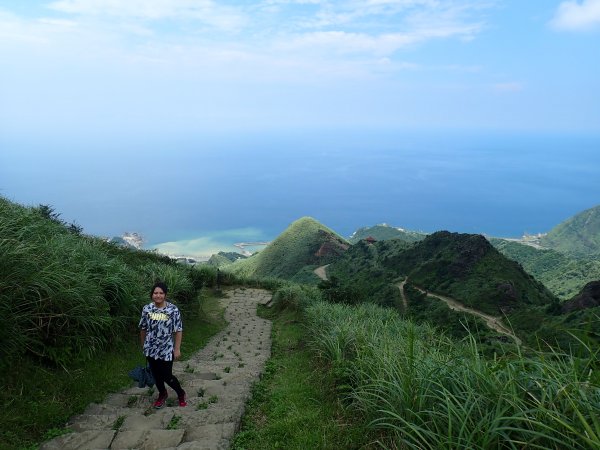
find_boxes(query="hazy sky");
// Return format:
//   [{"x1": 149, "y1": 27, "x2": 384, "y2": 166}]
[
  {"x1": 1, "y1": 1, "x2": 600, "y2": 257},
  {"x1": 1, "y1": 0, "x2": 599, "y2": 135}
]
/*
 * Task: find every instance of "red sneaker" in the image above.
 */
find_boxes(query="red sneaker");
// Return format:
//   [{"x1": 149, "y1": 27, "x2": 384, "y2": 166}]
[
  {"x1": 178, "y1": 391, "x2": 187, "y2": 407},
  {"x1": 153, "y1": 391, "x2": 168, "y2": 409}
]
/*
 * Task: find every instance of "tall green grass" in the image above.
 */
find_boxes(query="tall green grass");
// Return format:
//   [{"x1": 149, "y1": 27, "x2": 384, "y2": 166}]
[
  {"x1": 304, "y1": 300, "x2": 600, "y2": 449},
  {"x1": 232, "y1": 300, "x2": 374, "y2": 450},
  {"x1": 0, "y1": 198, "x2": 207, "y2": 368},
  {"x1": 0, "y1": 197, "x2": 235, "y2": 448},
  {"x1": 1, "y1": 292, "x2": 227, "y2": 450}
]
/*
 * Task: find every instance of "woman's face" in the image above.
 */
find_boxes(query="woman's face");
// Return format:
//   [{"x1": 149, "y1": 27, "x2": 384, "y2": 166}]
[{"x1": 152, "y1": 287, "x2": 166, "y2": 306}]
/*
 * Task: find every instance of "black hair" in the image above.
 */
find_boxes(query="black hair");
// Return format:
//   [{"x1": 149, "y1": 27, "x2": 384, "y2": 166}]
[{"x1": 150, "y1": 281, "x2": 168, "y2": 298}]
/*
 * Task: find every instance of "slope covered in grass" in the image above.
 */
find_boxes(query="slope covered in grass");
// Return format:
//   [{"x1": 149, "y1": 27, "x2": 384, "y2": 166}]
[
  {"x1": 0, "y1": 196, "x2": 213, "y2": 368},
  {"x1": 541, "y1": 204, "x2": 600, "y2": 257},
  {"x1": 304, "y1": 298, "x2": 600, "y2": 450},
  {"x1": 0, "y1": 196, "x2": 230, "y2": 448},
  {"x1": 393, "y1": 231, "x2": 557, "y2": 315},
  {"x1": 227, "y1": 216, "x2": 349, "y2": 280},
  {"x1": 328, "y1": 231, "x2": 556, "y2": 316},
  {"x1": 491, "y1": 238, "x2": 600, "y2": 299},
  {"x1": 246, "y1": 284, "x2": 600, "y2": 449},
  {"x1": 348, "y1": 223, "x2": 427, "y2": 244}
]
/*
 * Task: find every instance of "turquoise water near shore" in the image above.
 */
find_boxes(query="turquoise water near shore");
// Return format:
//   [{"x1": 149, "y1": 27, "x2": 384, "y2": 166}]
[{"x1": 2, "y1": 130, "x2": 599, "y2": 257}]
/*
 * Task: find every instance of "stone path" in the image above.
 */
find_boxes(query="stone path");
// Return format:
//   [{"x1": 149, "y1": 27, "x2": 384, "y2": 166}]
[{"x1": 41, "y1": 288, "x2": 273, "y2": 450}]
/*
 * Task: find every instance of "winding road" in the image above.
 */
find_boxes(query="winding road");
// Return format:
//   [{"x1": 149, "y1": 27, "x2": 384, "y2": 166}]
[
  {"x1": 315, "y1": 267, "x2": 520, "y2": 345},
  {"x1": 408, "y1": 283, "x2": 522, "y2": 345}
]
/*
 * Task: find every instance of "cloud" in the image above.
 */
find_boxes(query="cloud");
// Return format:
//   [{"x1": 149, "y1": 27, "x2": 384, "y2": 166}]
[
  {"x1": 48, "y1": 0, "x2": 246, "y2": 30},
  {"x1": 493, "y1": 82, "x2": 524, "y2": 93},
  {"x1": 550, "y1": 0, "x2": 600, "y2": 31},
  {"x1": 0, "y1": 1, "x2": 490, "y2": 84},
  {"x1": 276, "y1": 22, "x2": 482, "y2": 57},
  {"x1": 0, "y1": 0, "x2": 497, "y2": 133}
]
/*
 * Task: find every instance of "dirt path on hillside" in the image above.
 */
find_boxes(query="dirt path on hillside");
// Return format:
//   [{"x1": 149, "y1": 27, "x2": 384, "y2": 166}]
[
  {"x1": 314, "y1": 264, "x2": 329, "y2": 281},
  {"x1": 41, "y1": 288, "x2": 272, "y2": 450},
  {"x1": 409, "y1": 285, "x2": 521, "y2": 345},
  {"x1": 396, "y1": 279, "x2": 409, "y2": 311}
]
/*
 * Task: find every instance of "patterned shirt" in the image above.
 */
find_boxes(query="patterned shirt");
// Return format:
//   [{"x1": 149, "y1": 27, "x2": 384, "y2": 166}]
[{"x1": 139, "y1": 302, "x2": 183, "y2": 361}]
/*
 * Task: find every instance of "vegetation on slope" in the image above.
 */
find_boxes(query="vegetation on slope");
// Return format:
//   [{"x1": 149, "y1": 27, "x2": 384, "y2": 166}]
[
  {"x1": 0, "y1": 196, "x2": 231, "y2": 448},
  {"x1": 227, "y1": 216, "x2": 348, "y2": 280},
  {"x1": 207, "y1": 253, "x2": 233, "y2": 267},
  {"x1": 491, "y1": 238, "x2": 600, "y2": 299},
  {"x1": 304, "y1": 298, "x2": 600, "y2": 450},
  {"x1": 323, "y1": 238, "x2": 411, "y2": 307},
  {"x1": 207, "y1": 251, "x2": 247, "y2": 268},
  {"x1": 348, "y1": 223, "x2": 426, "y2": 244},
  {"x1": 237, "y1": 283, "x2": 600, "y2": 449},
  {"x1": 0, "y1": 197, "x2": 212, "y2": 368},
  {"x1": 540, "y1": 204, "x2": 600, "y2": 257},
  {"x1": 327, "y1": 231, "x2": 556, "y2": 316},
  {"x1": 232, "y1": 285, "x2": 372, "y2": 450},
  {"x1": 323, "y1": 231, "x2": 596, "y2": 347},
  {"x1": 384, "y1": 231, "x2": 556, "y2": 314}
]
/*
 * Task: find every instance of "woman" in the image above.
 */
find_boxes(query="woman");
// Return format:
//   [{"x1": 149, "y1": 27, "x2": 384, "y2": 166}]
[{"x1": 139, "y1": 282, "x2": 187, "y2": 408}]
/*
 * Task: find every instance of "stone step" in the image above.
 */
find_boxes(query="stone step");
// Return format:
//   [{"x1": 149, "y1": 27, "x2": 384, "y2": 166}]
[
  {"x1": 111, "y1": 429, "x2": 185, "y2": 449},
  {"x1": 39, "y1": 430, "x2": 116, "y2": 450}
]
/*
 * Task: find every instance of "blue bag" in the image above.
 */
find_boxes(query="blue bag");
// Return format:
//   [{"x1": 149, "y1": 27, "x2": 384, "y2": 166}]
[{"x1": 128, "y1": 365, "x2": 155, "y2": 388}]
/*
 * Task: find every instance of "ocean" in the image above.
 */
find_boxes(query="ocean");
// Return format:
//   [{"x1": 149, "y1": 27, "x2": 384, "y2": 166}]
[{"x1": 1, "y1": 130, "x2": 599, "y2": 257}]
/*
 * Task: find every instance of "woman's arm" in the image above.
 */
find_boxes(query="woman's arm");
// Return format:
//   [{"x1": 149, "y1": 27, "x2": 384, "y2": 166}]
[
  {"x1": 140, "y1": 329, "x2": 147, "y2": 348},
  {"x1": 173, "y1": 331, "x2": 182, "y2": 360}
]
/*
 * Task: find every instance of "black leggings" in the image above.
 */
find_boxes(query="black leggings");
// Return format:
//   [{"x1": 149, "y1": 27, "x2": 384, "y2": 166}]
[{"x1": 147, "y1": 356, "x2": 184, "y2": 396}]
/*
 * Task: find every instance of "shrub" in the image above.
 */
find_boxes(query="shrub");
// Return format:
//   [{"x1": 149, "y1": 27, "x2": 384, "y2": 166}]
[{"x1": 271, "y1": 283, "x2": 321, "y2": 312}]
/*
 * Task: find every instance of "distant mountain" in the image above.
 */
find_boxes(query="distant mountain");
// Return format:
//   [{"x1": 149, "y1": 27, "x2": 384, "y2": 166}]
[
  {"x1": 394, "y1": 231, "x2": 558, "y2": 313},
  {"x1": 490, "y1": 238, "x2": 600, "y2": 300},
  {"x1": 348, "y1": 224, "x2": 427, "y2": 244},
  {"x1": 328, "y1": 231, "x2": 556, "y2": 316},
  {"x1": 227, "y1": 216, "x2": 349, "y2": 280},
  {"x1": 540, "y1": 205, "x2": 600, "y2": 257}
]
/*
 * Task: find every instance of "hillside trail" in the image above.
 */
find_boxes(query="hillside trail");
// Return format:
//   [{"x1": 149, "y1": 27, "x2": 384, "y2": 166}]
[
  {"x1": 403, "y1": 282, "x2": 522, "y2": 346},
  {"x1": 316, "y1": 265, "x2": 520, "y2": 344},
  {"x1": 41, "y1": 287, "x2": 273, "y2": 450},
  {"x1": 396, "y1": 280, "x2": 409, "y2": 310},
  {"x1": 313, "y1": 264, "x2": 329, "y2": 281}
]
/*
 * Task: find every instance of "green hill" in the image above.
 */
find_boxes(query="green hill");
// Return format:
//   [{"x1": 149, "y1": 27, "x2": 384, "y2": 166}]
[
  {"x1": 227, "y1": 217, "x2": 349, "y2": 280},
  {"x1": 386, "y1": 231, "x2": 556, "y2": 314},
  {"x1": 322, "y1": 238, "x2": 412, "y2": 307},
  {"x1": 327, "y1": 231, "x2": 556, "y2": 316},
  {"x1": 490, "y1": 238, "x2": 600, "y2": 299},
  {"x1": 348, "y1": 224, "x2": 427, "y2": 244},
  {"x1": 540, "y1": 205, "x2": 600, "y2": 256}
]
